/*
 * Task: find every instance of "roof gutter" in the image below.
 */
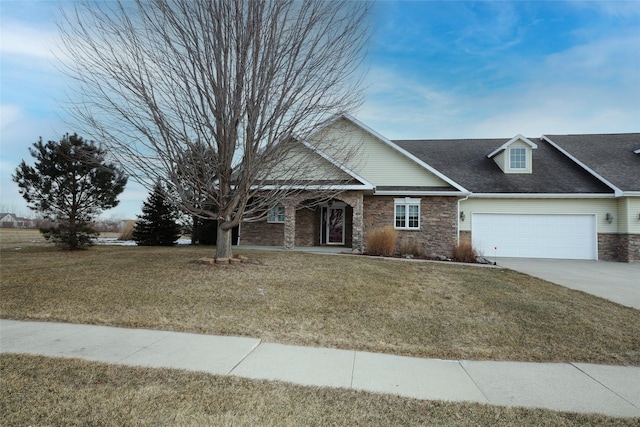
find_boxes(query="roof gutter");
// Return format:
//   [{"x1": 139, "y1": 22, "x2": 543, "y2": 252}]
[
  {"x1": 256, "y1": 184, "x2": 375, "y2": 191},
  {"x1": 469, "y1": 193, "x2": 615, "y2": 199},
  {"x1": 457, "y1": 194, "x2": 470, "y2": 244},
  {"x1": 374, "y1": 190, "x2": 470, "y2": 197}
]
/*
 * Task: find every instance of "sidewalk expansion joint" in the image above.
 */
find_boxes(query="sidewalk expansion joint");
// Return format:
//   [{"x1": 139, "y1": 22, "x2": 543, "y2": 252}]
[
  {"x1": 227, "y1": 338, "x2": 262, "y2": 375},
  {"x1": 349, "y1": 351, "x2": 357, "y2": 389},
  {"x1": 570, "y1": 362, "x2": 640, "y2": 409},
  {"x1": 459, "y1": 361, "x2": 491, "y2": 403}
]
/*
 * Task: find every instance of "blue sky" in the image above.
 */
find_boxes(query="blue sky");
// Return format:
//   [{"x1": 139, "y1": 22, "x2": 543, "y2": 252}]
[{"x1": 1, "y1": 1, "x2": 639, "y2": 219}]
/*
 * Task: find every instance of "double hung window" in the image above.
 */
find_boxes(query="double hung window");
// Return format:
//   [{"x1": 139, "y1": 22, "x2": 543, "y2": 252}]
[
  {"x1": 394, "y1": 198, "x2": 420, "y2": 230},
  {"x1": 509, "y1": 147, "x2": 527, "y2": 169},
  {"x1": 267, "y1": 205, "x2": 285, "y2": 223}
]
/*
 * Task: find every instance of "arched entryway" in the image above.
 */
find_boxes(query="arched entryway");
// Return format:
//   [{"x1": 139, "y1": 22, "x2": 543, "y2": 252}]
[{"x1": 283, "y1": 191, "x2": 364, "y2": 252}]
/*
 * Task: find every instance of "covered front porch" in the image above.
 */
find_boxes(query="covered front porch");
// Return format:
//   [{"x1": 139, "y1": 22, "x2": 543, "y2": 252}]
[{"x1": 282, "y1": 191, "x2": 364, "y2": 253}]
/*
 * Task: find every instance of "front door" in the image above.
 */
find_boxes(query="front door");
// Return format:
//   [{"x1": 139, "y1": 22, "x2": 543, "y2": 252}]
[
  {"x1": 320, "y1": 205, "x2": 345, "y2": 245},
  {"x1": 327, "y1": 207, "x2": 345, "y2": 244}
]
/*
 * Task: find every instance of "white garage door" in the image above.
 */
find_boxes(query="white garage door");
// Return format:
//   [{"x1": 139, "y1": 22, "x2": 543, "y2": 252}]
[{"x1": 472, "y1": 213, "x2": 597, "y2": 260}]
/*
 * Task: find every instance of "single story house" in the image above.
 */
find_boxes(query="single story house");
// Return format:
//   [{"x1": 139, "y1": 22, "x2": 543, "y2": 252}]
[
  {"x1": 238, "y1": 115, "x2": 640, "y2": 262},
  {"x1": 0, "y1": 213, "x2": 34, "y2": 229}
]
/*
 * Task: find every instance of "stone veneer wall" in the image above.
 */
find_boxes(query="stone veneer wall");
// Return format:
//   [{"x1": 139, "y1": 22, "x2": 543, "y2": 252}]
[
  {"x1": 295, "y1": 208, "x2": 318, "y2": 247},
  {"x1": 240, "y1": 209, "x2": 318, "y2": 247},
  {"x1": 363, "y1": 195, "x2": 458, "y2": 256},
  {"x1": 240, "y1": 221, "x2": 284, "y2": 246},
  {"x1": 601, "y1": 233, "x2": 640, "y2": 263},
  {"x1": 625, "y1": 234, "x2": 640, "y2": 263},
  {"x1": 598, "y1": 233, "x2": 618, "y2": 261}
]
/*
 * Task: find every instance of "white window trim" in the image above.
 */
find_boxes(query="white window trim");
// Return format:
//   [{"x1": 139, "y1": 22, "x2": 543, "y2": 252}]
[
  {"x1": 267, "y1": 205, "x2": 285, "y2": 223},
  {"x1": 509, "y1": 147, "x2": 527, "y2": 170},
  {"x1": 394, "y1": 197, "x2": 421, "y2": 230}
]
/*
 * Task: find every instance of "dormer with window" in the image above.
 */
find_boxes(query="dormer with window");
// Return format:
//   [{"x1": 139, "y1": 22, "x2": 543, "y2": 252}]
[{"x1": 487, "y1": 134, "x2": 537, "y2": 174}]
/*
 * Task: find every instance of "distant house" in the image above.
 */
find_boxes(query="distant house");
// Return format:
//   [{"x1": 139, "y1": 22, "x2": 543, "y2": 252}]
[
  {"x1": 0, "y1": 213, "x2": 35, "y2": 229},
  {"x1": 236, "y1": 115, "x2": 639, "y2": 262}
]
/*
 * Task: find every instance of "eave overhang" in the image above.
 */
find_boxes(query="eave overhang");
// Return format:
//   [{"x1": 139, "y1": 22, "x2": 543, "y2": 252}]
[
  {"x1": 468, "y1": 193, "x2": 615, "y2": 199},
  {"x1": 374, "y1": 190, "x2": 469, "y2": 197}
]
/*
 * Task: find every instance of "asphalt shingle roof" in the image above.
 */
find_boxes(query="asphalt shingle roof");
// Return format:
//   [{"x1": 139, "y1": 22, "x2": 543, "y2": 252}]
[
  {"x1": 543, "y1": 134, "x2": 640, "y2": 192},
  {"x1": 394, "y1": 137, "x2": 615, "y2": 194}
]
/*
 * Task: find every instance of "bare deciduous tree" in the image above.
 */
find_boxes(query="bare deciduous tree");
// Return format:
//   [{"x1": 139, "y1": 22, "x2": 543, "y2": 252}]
[{"x1": 59, "y1": 0, "x2": 370, "y2": 258}]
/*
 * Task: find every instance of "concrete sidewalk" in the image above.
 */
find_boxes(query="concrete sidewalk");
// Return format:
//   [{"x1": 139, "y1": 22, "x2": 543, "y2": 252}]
[{"x1": 1, "y1": 319, "x2": 639, "y2": 418}]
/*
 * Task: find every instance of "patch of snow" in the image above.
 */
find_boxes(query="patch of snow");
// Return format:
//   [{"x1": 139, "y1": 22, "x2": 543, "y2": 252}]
[{"x1": 92, "y1": 237, "x2": 191, "y2": 246}]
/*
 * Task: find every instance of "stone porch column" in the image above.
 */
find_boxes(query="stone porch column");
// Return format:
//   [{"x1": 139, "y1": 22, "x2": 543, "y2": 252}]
[
  {"x1": 351, "y1": 192, "x2": 364, "y2": 253},
  {"x1": 283, "y1": 199, "x2": 296, "y2": 249},
  {"x1": 336, "y1": 191, "x2": 364, "y2": 253}
]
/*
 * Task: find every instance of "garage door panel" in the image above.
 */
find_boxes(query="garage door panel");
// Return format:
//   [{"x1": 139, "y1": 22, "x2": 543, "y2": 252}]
[{"x1": 471, "y1": 214, "x2": 596, "y2": 260}]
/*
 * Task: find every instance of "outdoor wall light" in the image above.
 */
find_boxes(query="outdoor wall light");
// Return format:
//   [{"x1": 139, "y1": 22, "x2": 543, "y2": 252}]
[
  {"x1": 605, "y1": 213, "x2": 613, "y2": 224},
  {"x1": 460, "y1": 211, "x2": 465, "y2": 221}
]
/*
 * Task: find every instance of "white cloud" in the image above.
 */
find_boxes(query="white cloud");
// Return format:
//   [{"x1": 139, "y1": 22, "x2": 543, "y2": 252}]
[
  {"x1": 545, "y1": 35, "x2": 640, "y2": 82},
  {"x1": 0, "y1": 22, "x2": 59, "y2": 59},
  {"x1": 0, "y1": 105, "x2": 23, "y2": 128}
]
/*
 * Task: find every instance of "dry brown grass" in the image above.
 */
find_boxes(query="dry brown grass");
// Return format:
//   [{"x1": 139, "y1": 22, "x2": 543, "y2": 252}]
[
  {"x1": 0, "y1": 228, "x2": 47, "y2": 249},
  {"x1": 451, "y1": 238, "x2": 479, "y2": 263},
  {"x1": 118, "y1": 220, "x2": 136, "y2": 240},
  {"x1": 2, "y1": 354, "x2": 636, "y2": 426},
  {"x1": 1, "y1": 242, "x2": 639, "y2": 366},
  {"x1": 400, "y1": 237, "x2": 426, "y2": 258},
  {"x1": 365, "y1": 225, "x2": 398, "y2": 256}
]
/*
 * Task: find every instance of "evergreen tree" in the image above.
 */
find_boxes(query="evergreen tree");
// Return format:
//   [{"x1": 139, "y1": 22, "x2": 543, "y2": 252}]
[
  {"x1": 13, "y1": 133, "x2": 127, "y2": 250},
  {"x1": 133, "y1": 183, "x2": 181, "y2": 246}
]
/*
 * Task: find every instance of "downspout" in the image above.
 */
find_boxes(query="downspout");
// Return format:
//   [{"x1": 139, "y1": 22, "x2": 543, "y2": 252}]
[{"x1": 457, "y1": 194, "x2": 470, "y2": 245}]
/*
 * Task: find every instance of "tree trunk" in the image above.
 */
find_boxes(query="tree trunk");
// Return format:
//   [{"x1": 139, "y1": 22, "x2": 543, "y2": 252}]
[{"x1": 215, "y1": 222, "x2": 233, "y2": 259}]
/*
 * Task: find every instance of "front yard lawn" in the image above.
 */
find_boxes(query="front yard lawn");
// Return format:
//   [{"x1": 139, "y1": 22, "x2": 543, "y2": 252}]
[{"x1": 1, "y1": 244, "x2": 638, "y2": 365}]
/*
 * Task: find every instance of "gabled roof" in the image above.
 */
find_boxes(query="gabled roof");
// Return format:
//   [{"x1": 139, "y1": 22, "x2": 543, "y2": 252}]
[
  {"x1": 394, "y1": 137, "x2": 613, "y2": 194},
  {"x1": 312, "y1": 114, "x2": 469, "y2": 193},
  {"x1": 542, "y1": 134, "x2": 640, "y2": 194},
  {"x1": 487, "y1": 134, "x2": 538, "y2": 159},
  {"x1": 299, "y1": 139, "x2": 375, "y2": 190}
]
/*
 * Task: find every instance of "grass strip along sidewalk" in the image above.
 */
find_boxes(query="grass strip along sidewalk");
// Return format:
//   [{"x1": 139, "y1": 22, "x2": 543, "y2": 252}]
[{"x1": 2, "y1": 354, "x2": 638, "y2": 426}]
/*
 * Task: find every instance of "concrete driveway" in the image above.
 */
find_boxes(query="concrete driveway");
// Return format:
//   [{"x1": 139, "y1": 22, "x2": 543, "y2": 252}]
[{"x1": 496, "y1": 258, "x2": 640, "y2": 310}]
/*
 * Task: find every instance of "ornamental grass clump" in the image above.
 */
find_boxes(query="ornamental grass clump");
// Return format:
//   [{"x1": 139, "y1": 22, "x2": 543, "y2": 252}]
[
  {"x1": 400, "y1": 238, "x2": 425, "y2": 258},
  {"x1": 366, "y1": 226, "x2": 398, "y2": 257},
  {"x1": 118, "y1": 220, "x2": 136, "y2": 241},
  {"x1": 451, "y1": 238, "x2": 478, "y2": 263}
]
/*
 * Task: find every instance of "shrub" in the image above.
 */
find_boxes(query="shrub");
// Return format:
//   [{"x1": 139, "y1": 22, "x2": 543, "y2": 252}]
[
  {"x1": 133, "y1": 183, "x2": 181, "y2": 246},
  {"x1": 40, "y1": 222, "x2": 98, "y2": 250},
  {"x1": 118, "y1": 220, "x2": 136, "y2": 241},
  {"x1": 451, "y1": 238, "x2": 478, "y2": 263},
  {"x1": 366, "y1": 226, "x2": 398, "y2": 257}
]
